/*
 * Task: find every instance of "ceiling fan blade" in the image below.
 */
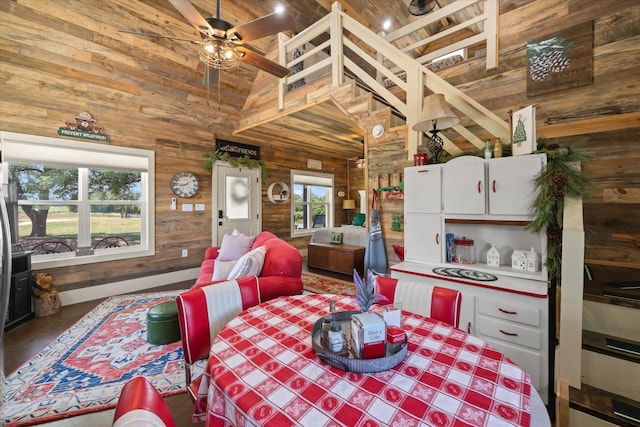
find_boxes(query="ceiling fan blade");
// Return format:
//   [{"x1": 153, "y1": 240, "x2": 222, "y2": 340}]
[
  {"x1": 227, "y1": 10, "x2": 295, "y2": 43},
  {"x1": 237, "y1": 46, "x2": 290, "y2": 78},
  {"x1": 118, "y1": 29, "x2": 199, "y2": 44},
  {"x1": 168, "y1": 0, "x2": 214, "y2": 35}
]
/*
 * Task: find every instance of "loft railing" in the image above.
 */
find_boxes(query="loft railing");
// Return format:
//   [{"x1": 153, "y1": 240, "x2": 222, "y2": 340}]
[{"x1": 278, "y1": 1, "x2": 508, "y2": 160}]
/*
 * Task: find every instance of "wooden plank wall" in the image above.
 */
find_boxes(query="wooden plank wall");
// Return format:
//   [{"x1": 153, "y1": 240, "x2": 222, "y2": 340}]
[
  {"x1": 434, "y1": 0, "x2": 640, "y2": 272},
  {"x1": 0, "y1": 0, "x2": 638, "y2": 291}
]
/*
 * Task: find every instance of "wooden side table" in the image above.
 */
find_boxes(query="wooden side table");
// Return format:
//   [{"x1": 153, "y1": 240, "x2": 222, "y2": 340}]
[{"x1": 307, "y1": 242, "x2": 365, "y2": 275}]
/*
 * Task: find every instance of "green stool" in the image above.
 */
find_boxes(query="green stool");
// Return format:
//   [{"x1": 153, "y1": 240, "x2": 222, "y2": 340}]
[{"x1": 146, "y1": 300, "x2": 181, "y2": 345}]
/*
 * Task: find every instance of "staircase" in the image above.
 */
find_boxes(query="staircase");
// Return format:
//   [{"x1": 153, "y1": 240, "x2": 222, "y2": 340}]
[
  {"x1": 566, "y1": 266, "x2": 640, "y2": 426},
  {"x1": 275, "y1": 1, "x2": 506, "y2": 161}
]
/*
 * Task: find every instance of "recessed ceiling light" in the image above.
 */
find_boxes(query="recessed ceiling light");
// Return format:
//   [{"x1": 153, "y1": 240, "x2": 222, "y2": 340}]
[
  {"x1": 274, "y1": 4, "x2": 285, "y2": 14},
  {"x1": 383, "y1": 19, "x2": 392, "y2": 31}
]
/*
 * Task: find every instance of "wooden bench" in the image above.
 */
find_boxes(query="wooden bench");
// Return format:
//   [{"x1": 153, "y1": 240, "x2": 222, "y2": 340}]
[{"x1": 307, "y1": 242, "x2": 365, "y2": 276}]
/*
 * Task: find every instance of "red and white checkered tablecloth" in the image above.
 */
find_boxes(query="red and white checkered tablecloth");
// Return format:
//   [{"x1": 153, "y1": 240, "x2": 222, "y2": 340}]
[{"x1": 199, "y1": 294, "x2": 532, "y2": 427}]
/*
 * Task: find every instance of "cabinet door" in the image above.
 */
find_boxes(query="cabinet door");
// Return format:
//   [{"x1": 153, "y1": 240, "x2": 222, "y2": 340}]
[
  {"x1": 488, "y1": 155, "x2": 544, "y2": 215},
  {"x1": 404, "y1": 165, "x2": 442, "y2": 213},
  {"x1": 404, "y1": 214, "x2": 442, "y2": 263},
  {"x1": 443, "y1": 156, "x2": 485, "y2": 214}
]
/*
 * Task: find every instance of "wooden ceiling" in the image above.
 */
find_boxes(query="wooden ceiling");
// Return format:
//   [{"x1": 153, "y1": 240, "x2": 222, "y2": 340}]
[{"x1": 123, "y1": 0, "x2": 470, "y2": 157}]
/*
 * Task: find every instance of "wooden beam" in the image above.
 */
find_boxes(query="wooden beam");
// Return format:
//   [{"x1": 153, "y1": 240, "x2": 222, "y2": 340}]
[{"x1": 538, "y1": 111, "x2": 640, "y2": 138}]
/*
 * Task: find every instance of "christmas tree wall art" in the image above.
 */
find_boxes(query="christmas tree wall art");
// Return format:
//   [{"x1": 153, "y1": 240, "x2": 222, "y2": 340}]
[{"x1": 512, "y1": 105, "x2": 536, "y2": 156}]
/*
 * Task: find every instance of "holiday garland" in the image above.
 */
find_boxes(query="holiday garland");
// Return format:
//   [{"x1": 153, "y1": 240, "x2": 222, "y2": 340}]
[
  {"x1": 525, "y1": 139, "x2": 592, "y2": 280},
  {"x1": 204, "y1": 150, "x2": 269, "y2": 184}
]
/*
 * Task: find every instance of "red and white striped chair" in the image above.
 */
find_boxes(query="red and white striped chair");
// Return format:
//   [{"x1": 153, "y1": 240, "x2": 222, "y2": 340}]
[
  {"x1": 375, "y1": 277, "x2": 462, "y2": 328},
  {"x1": 176, "y1": 277, "x2": 260, "y2": 399},
  {"x1": 112, "y1": 377, "x2": 176, "y2": 427}
]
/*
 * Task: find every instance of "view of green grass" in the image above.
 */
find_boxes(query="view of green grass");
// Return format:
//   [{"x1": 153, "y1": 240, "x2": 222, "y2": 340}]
[{"x1": 18, "y1": 214, "x2": 140, "y2": 241}]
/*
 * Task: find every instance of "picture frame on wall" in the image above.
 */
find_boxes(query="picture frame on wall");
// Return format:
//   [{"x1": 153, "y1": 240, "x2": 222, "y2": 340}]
[{"x1": 512, "y1": 105, "x2": 537, "y2": 156}]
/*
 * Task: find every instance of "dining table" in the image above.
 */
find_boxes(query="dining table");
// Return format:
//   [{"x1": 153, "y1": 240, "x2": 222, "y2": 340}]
[{"x1": 194, "y1": 294, "x2": 550, "y2": 426}]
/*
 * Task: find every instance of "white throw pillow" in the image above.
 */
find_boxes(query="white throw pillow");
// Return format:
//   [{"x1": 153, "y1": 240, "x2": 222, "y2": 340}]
[
  {"x1": 227, "y1": 246, "x2": 266, "y2": 279},
  {"x1": 212, "y1": 259, "x2": 237, "y2": 281}
]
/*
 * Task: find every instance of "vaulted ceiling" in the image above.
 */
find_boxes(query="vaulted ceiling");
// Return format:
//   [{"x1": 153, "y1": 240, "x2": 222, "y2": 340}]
[{"x1": 115, "y1": 0, "x2": 472, "y2": 157}]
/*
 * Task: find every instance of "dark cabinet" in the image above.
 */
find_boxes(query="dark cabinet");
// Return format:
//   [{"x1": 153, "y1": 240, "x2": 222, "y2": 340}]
[{"x1": 5, "y1": 252, "x2": 34, "y2": 331}]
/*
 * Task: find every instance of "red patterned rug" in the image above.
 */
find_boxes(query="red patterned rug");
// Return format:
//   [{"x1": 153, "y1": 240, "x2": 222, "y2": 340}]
[
  {"x1": 302, "y1": 271, "x2": 354, "y2": 295},
  {"x1": 2, "y1": 290, "x2": 202, "y2": 426}
]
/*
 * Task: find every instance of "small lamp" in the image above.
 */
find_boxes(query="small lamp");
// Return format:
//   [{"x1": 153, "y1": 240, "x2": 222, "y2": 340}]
[
  {"x1": 412, "y1": 94, "x2": 459, "y2": 163},
  {"x1": 343, "y1": 199, "x2": 356, "y2": 224}
]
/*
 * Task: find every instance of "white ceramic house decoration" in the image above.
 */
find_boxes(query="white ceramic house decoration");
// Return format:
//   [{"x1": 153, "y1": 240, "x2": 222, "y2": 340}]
[
  {"x1": 526, "y1": 247, "x2": 539, "y2": 272},
  {"x1": 487, "y1": 244, "x2": 500, "y2": 267},
  {"x1": 511, "y1": 250, "x2": 528, "y2": 271}
]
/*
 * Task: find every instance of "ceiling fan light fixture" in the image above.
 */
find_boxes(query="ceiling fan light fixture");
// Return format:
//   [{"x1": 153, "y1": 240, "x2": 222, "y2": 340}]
[{"x1": 199, "y1": 37, "x2": 239, "y2": 69}]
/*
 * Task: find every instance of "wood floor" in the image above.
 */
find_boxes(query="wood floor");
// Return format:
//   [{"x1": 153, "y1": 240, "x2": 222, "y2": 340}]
[{"x1": 3, "y1": 280, "x2": 204, "y2": 427}]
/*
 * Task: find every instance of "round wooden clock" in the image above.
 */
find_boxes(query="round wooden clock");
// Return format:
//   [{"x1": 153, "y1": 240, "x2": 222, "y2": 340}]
[{"x1": 170, "y1": 171, "x2": 199, "y2": 198}]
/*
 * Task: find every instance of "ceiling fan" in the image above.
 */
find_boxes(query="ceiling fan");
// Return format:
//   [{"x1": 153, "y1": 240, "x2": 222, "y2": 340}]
[{"x1": 121, "y1": 0, "x2": 295, "y2": 85}]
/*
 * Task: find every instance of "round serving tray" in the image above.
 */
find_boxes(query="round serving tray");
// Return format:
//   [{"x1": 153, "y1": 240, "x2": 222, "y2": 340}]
[{"x1": 311, "y1": 310, "x2": 408, "y2": 373}]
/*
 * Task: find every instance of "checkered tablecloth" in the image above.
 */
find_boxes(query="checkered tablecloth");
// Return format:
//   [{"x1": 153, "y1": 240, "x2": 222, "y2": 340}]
[{"x1": 200, "y1": 294, "x2": 532, "y2": 426}]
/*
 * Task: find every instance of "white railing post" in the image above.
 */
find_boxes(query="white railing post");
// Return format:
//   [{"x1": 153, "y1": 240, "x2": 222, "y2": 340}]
[
  {"x1": 484, "y1": 0, "x2": 499, "y2": 70},
  {"x1": 330, "y1": 2, "x2": 344, "y2": 87},
  {"x1": 405, "y1": 66, "x2": 424, "y2": 161},
  {"x1": 278, "y1": 33, "x2": 289, "y2": 110}
]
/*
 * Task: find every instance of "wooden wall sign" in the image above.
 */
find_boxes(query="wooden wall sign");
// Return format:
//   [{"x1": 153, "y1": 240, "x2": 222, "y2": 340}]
[
  {"x1": 385, "y1": 191, "x2": 404, "y2": 201},
  {"x1": 526, "y1": 21, "x2": 593, "y2": 97},
  {"x1": 216, "y1": 139, "x2": 260, "y2": 160},
  {"x1": 58, "y1": 111, "x2": 108, "y2": 142}
]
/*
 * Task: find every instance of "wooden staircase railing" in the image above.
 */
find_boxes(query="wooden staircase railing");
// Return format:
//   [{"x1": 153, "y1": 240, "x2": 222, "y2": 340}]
[{"x1": 278, "y1": 1, "x2": 507, "y2": 160}]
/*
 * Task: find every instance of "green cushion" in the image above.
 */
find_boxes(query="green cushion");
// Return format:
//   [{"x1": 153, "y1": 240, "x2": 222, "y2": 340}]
[{"x1": 353, "y1": 213, "x2": 366, "y2": 227}]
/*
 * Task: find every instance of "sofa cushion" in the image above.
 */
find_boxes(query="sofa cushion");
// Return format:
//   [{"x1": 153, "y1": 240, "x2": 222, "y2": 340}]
[
  {"x1": 217, "y1": 233, "x2": 255, "y2": 261},
  {"x1": 260, "y1": 235, "x2": 302, "y2": 279},
  {"x1": 227, "y1": 246, "x2": 266, "y2": 279},
  {"x1": 353, "y1": 213, "x2": 366, "y2": 227},
  {"x1": 212, "y1": 259, "x2": 237, "y2": 281}
]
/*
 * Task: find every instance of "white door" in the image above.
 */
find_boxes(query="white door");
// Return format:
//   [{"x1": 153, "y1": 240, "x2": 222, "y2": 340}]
[{"x1": 212, "y1": 163, "x2": 261, "y2": 245}]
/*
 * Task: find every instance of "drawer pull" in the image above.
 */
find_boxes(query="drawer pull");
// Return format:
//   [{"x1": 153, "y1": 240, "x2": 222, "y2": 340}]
[
  {"x1": 418, "y1": 170, "x2": 430, "y2": 173},
  {"x1": 498, "y1": 308, "x2": 518, "y2": 315},
  {"x1": 435, "y1": 233, "x2": 440, "y2": 245},
  {"x1": 492, "y1": 180, "x2": 497, "y2": 193},
  {"x1": 499, "y1": 329, "x2": 519, "y2": 337},
  {"x1": 477, "y1": 180, "x2": 482, "y2": 193},
  {"x1": 467, "y1": 322, "x2": 472, "y2": 334}
]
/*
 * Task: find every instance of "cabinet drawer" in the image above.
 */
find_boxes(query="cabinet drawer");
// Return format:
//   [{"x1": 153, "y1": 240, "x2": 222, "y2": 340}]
[
  {"x1": 477, "y1": 315, "x2": 541, "y2": 350},
  {"x1": 477, "y1": 297, "x2": 540, "y2": 327}
]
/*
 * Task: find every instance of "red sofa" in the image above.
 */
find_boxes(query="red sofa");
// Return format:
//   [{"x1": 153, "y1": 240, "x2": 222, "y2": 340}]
[{"x1": 192, "y1": 231, "x2": 303, "y2": 298}]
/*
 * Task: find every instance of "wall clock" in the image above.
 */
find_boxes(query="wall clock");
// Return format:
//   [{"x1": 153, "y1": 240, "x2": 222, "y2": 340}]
[{"x1": 170, "y1": 171, "x2": 199, "y2": 198}]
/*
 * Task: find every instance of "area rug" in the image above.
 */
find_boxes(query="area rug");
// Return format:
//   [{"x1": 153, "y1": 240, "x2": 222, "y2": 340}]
[
  {"x1": 3, "y1": 290, "x2": 200, "y2": 427},
  {"x1": 302, "y1": 271, "x2": 354, "y2": 295}
]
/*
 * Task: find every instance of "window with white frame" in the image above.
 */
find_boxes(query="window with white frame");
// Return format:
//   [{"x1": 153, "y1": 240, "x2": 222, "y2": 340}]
[
  {"x1": 291, "y1": 170, "x2": 334, "y2": 236},
  {"x1": 1, "y1": 131, "x2": 154, "y2": 268}
]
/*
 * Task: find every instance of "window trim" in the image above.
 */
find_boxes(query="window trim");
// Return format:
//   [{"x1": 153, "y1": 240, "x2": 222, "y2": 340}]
[
  {"x1": 290, "y1": 169, "x2": 334, "y2": 237},
  {"x1": 0, "y1": 131, "x2": 155, "y2": 269}
]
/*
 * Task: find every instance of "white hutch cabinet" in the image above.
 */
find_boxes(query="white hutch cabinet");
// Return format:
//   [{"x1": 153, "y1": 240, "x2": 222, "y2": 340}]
[{"x1": 393, "y1": 154, "x2": 551, "y2": 404}]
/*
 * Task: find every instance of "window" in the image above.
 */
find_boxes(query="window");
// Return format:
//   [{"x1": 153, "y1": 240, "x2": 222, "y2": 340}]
[
  {"x1": 1, "y1": 131, "x2": 154, "y2": 268},
  {"x1": 291, "y1": 170, "x2": 334, "y2": 236}
]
